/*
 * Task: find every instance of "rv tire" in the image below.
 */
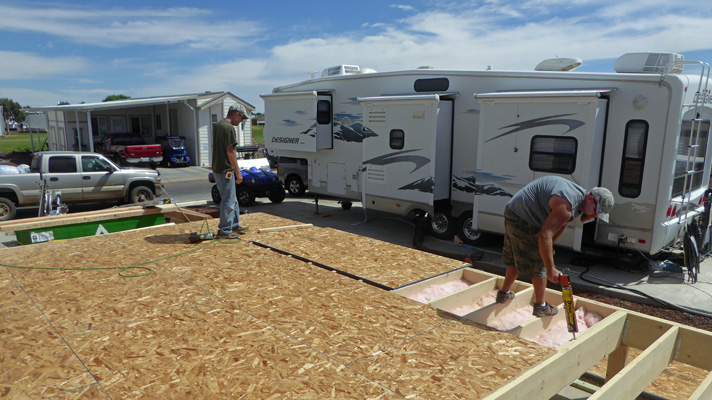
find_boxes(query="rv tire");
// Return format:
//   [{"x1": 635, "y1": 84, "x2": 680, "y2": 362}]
[
  {"x1": 458, "y1": 215, "x2": 487, "y2": 245},
  {"x1": 429, "y1": 211, "x2": 456, "y2": 240},
  {"x1": 268, "y1": 185, "x2": 286, "y2": 203}
]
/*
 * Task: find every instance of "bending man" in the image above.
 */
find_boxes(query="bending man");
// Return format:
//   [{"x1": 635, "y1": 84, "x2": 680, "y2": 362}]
[{"x1": 495, "y1": 176, "x2": 614, "y2": 317}]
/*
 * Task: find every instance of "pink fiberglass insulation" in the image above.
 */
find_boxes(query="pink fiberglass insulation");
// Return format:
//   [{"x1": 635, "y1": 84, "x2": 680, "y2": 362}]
[
  {"x1": 530, "y1": 306, "x2": 604, "y2": 349},
  {"x1": 489, "y1": 305, "x2": 536, "y2": 331},
  {"x1": 449, "y1": 290, "x2": 498, "y2": 316},
  {"x1": 407, "y1": 279, "x2": 472, "y2": 303}
]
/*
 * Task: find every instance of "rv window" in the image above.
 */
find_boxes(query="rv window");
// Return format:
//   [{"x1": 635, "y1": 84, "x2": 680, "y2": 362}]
[
  {"x1": 390, "y1": 129, "x2": 405, "y2": 150},
  {"x1": 672, "y1": 120, "x2": 711, "y2": 197},
  {"x1": 317, "y1": 100, "x2": 331, "y2": 124},
  {"x1": 529, "y1": 136, "x2": 577, "y2": 174},
  {"x1": 619, "y1": 120, "x2": 648, "y2": 198},
  {"x1": 414, "y1": 78, "x2": 449, "y2": 92}
]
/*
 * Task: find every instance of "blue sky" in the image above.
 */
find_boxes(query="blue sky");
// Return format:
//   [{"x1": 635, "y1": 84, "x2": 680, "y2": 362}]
[{"x1": 2, "y1": 0, "x2": 711, "y2": 112}]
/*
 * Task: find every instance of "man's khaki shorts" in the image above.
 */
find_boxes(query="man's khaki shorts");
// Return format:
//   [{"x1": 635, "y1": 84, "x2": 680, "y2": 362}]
[{"x1": 501, "y1": 207, "x2": 546, "y2": 280}]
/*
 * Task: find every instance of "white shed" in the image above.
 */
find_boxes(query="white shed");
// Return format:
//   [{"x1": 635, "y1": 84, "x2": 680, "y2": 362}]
[{"x1": 26, "y1": 92, "x2": 255, "y2": 167}]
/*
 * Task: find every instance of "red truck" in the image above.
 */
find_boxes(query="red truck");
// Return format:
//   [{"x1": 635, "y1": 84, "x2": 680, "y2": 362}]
[{"x1": 96, "y1": 133, "x2": 163, "y2": 166}]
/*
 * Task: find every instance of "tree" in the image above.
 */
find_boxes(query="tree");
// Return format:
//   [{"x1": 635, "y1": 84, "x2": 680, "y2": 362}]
[
  {"x1": 102, "y1": 94, "x2": 131, "y2": 102},
  {"x1": 0, "y1": 98, "x2": 26, "y2": 123}
]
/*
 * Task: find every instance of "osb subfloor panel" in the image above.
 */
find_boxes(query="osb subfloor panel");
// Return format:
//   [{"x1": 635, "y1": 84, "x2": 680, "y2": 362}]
[
  {"x1": 240, "y1": 212, "x2": 468, "y2": 288},
  {"x1": 1, "y1": 215, "x2": 552, "y2": 399}
]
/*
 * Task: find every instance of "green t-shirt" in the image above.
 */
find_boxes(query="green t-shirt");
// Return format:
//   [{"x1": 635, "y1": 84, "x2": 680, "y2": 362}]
[{"x1": 212, "y1": 119, "x2": 237, "y2": 173}]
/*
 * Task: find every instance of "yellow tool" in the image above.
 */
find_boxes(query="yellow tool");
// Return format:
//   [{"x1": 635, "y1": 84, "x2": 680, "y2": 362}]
[{"x1": 560, "y1": 270, "x2": 579, "y2": 339}]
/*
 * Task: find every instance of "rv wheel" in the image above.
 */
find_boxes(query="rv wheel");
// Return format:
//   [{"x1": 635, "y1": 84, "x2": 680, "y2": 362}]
[
  {"x1": 458, "y1": 215, "x2": 486, "y2": 245},
  {"x1": 429, "y1": 211, "x2": 456, "y2": 240},
  {"x1": 268, "y1": 185, "x2": 286, "y2": 203},
  {"x1": 211, "y1": 185, "x2": 221, "y2": 204}
]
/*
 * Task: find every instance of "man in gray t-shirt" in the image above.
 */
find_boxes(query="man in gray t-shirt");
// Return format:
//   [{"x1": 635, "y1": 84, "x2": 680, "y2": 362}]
[{"x1": 496, "y1": 176, "x2": 614, "y2": 317}]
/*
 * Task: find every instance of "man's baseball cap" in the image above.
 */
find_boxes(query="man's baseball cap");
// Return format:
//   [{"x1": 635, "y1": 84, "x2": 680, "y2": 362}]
[
  {"x1": 591, "y1": 187, "x2": 614, "y2": 223},
  {"x1": 228, "y1": 105, "x2": 246, "y2": 116}
]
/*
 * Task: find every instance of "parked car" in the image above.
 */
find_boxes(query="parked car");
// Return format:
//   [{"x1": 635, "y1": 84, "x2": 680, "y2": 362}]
[
  {"x1": 0, "y1": 151, "x2": 162, "y2": 221},
  {"x1": 277, "y1": 156, "x2": 308, "y2": 197},
  {"x1": 157, "y1": 136, "x2": 190, "y2": 167},
  {"x1": 209, "y1": 157, "x2": 285, "y2": 207},
  {"x1": 95, "y1": 133, "x2": 163, "y2": 166}
]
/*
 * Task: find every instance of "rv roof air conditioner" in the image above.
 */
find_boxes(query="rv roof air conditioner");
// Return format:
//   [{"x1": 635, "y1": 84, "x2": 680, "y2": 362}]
[
  {"x1": 614, "y1": 52, "x2": 684, "y2": 74},
  {"x1": 534, "y1": 58, "x2": 583, "y2": 72},
  {"x1": 321, "y1": 65, "x2": 360, "y2": 77}
]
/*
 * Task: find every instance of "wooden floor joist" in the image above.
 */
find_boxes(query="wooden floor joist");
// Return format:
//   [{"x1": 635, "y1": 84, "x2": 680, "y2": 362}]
[{"x1": 1, "y1": 212, "x2": 710, "y2": 399}]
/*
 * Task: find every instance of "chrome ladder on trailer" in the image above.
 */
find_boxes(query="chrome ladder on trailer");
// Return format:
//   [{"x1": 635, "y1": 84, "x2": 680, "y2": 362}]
[
  {"x1": 670, "y1": 61, "x2": 711, "y2": 282},
  {"x1": 672, "y1": 61, "x2": 711, "y2": 239}
]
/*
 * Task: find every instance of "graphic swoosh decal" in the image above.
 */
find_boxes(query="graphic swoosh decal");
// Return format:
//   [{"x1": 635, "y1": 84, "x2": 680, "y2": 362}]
[
  {"x1": 363, "y1": 149, "x2": 430, "y2": 173},
  {"x1": 485, "y1": 113, "x2": 584, "y2": 143}
]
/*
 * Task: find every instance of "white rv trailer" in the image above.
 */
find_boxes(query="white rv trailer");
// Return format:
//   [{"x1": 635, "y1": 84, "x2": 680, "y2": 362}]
[{"x1": 262, "y1": 53, "x2": 712, "y2": 256}]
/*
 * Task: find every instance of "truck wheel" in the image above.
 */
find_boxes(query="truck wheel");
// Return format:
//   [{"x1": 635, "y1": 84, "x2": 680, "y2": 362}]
[
  {"x1": 458, "y1": 215, "x2": 488, "y2": 245},
  {"x1": 267, "y1": 185, "x2": 286, "y2": 203},
  {"x1": 211, "y1": 185, "x2": 221, "y2": 204},
  {"x1": 129, "y1": 185, "x2": 155, "y2": 203},
  {"x1": 0, "y1": 197, "x2": 17, "y2": 221},
  {"x1": 429, "y1": 210, "x2": 456, "y2": 240},
  {"x1": 285, "y1": 175, "x2": 306, "y2": 197},
  {"x1": 236, "y1": 187, "x2": 256, "y2": 207}
]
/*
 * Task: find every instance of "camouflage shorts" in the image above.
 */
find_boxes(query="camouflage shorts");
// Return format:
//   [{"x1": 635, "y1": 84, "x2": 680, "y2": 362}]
[{"x1": 501, "y1": 207, "x2": 546, "y2": 280}]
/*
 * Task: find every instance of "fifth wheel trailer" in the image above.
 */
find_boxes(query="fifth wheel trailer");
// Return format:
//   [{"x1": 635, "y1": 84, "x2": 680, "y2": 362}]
[{"x1": 262, "y1": 53, "x2": 712, "y2": 257}]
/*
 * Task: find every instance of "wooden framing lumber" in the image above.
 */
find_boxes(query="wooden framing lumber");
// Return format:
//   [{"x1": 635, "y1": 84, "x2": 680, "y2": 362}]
[
  {"x1": 257, "y1": 223, "x2": 314, "y2": 233},
  {"x1": 589, "y1": 326, "x2": 678, "y2": 399},
  {"x1": 481, "y1": 311, "x2": 628, "y2": 400},
  {"x1": 0, "y1": 204, "x2": 200, "y2": 232},
  {"x1": 690, "y1": 371, "x2": 712, "y2": 400},
  {"x1": 458, "y1": 285, "x2": 534, "y2": 325},
  {"x1": 605, "y1": 344, "x2": 630, "y2": 381}
]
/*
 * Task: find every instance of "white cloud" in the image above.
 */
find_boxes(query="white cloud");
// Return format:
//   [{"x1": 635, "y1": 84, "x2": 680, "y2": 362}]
[
  {"x1": 0, "y1": 51, "x2": 88, "y2": 80},
  {"x1": 391, "y1": 4, "x2": 414, "y2": 12},
  {"x1": 0, "y1": 5, "x2": 261, "y2": 50}
]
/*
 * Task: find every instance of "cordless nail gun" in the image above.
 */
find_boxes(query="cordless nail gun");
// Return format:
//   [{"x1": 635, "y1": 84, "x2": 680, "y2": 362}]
[{"x1": 560, "y1": 269, "x2": 579, "y2": 339}]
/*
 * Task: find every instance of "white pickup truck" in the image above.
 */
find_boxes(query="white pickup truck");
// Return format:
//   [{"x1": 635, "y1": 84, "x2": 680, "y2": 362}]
[{"x1": 0, "y1": 151, "x2": 162, "y2": 221}]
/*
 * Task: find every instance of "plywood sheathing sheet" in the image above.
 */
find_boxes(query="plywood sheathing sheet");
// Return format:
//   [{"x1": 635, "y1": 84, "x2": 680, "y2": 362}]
[
  {"x1": 1, "y1": 214, "x2": 552, "y2": 399},
  {"x1": 239, "y1": 212, "x2": 467, "y2": 288}
]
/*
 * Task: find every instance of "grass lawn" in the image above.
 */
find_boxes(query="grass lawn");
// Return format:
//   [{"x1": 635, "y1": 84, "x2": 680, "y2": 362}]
[
  {"x1": 0, "y1": 131, "x2": 47, "y2": 153},
  {"x1": 252, "y1": 125, "x2": 264, "y2": 145}
]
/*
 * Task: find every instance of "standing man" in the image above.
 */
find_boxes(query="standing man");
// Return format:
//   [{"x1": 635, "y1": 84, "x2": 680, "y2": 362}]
[
  {"x1": 212, "y1": 105, "x2": 250, "y2": 239},
  {"x1": 495, "y1": 176, "x2": 614, "y2": 317}
]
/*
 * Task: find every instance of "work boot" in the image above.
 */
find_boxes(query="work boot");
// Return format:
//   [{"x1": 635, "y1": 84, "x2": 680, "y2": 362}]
[
  {"x1": 216, "y1": 231, "x2": 240, "y2": 239},
  {"x1": 532, "y1": 302, "x2": 559, "y2": 317},
  {"x1": 495, "y1": 290, "x2": 515, "y2": 304},
  {"x1": 236, "y1": 225, "x2": 249, "y2": 234}
]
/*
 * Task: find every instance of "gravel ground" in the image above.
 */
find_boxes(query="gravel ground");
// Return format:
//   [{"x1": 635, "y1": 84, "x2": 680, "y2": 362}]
[{"x1": 187, "y1": 205, "x2": 712, "y2": 333}]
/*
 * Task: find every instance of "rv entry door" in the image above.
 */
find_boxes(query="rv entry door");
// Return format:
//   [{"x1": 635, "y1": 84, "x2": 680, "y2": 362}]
[{"x1": 358, "y1": 94, "x2": 453, "y2": 214}]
